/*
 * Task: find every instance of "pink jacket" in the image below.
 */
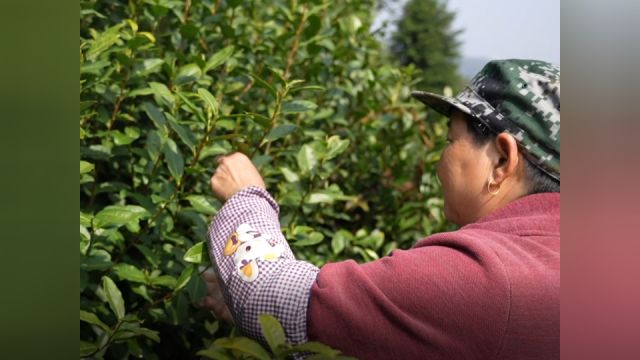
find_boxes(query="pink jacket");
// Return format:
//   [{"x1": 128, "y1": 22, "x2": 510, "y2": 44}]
[{"x1": 308, "y1": 193, "x2": 560, "y2": 359}]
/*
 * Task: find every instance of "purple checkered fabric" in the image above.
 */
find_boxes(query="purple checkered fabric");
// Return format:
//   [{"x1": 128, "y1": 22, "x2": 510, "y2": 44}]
[{"x1": 207, "y1": 186, "x2": 320, "y2": 347}]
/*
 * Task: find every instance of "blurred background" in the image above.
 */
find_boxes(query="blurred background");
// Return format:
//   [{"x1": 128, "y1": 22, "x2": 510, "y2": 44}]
[{"x1": 373, "y1": 0, "x2": 559, "y2": 79}]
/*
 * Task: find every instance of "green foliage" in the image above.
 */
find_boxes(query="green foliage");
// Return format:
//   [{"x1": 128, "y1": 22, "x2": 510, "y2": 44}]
[
  {"x1": 196, "y1": 314, "x2": 354, "y2": 360},
  {"x1": 390, "y1": 0, "x2": 464, "y2": 92},
  {"x1": 80, "y1": 0, "x2": 454, "y2": 358}
]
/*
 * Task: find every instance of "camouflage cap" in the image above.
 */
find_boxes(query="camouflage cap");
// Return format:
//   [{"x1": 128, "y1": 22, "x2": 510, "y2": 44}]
[{"x1": 412, "y1": 59, "x2": 560, "y2": 182}]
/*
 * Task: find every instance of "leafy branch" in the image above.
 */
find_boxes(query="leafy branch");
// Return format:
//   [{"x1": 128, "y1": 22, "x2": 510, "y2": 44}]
[{"x1": 284, "y1": 7, "x2": 309, "y2": 80}]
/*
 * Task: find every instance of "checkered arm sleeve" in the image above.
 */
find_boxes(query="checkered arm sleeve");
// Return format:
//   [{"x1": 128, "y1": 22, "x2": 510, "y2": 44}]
[{"x1": 206, "y1": 186, "x2": 320, "y2": 346}]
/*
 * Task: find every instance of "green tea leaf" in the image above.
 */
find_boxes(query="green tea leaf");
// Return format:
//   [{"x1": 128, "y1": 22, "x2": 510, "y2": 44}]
[
  {"x1": 197, "y1": 346, "x2": 234, "y2": 360},
  {"x1": 281, "y1": 100, "x2": 317, "y2": 113},
  {"x1": 111, "y1": 130, "x2": 137, "y2": 146},
  {"x1": 264, "y1": 124, "x2": 297, "y2": 142},
  {"x1": 80, "y1": 310, "x2": 110, "y2": 332},
  {"x1": 81, "y1": 249, "x2": 112, "y2": 271},
  {"x1": 279, "y1": 167, "x2": 300, "y2": 182},
  {"x1": 163, "y1": 138, "x2": 184, "y2": 182},
  {"x1": 186, "y1": 270, "x2": 209, "y2": 301},
  {"x1": 345, "y1": 14, "x2": 363, "y2": 34},
  {"x1": 176, "y1": 92, "x2": 207, "y2": 123},
  {"x1": 291, "y1": 85, "x2": 326, "y2": 93},
  {"x1": 125, "y1": 19, "x2": 138, "y2": 32},
  {"x1": 204, "y1": 46, "x2": 235, "y2": 73},
  {"x1": 331, "y1": 230, "x2": 351, "y2": 255},
  {"x1": 124, "y1": 126, "x2": 140, "y2": 139},
  {"x1": 258, "y1": 314, "x2": 286, "y2": 353},
  {"x1": 245, "y1": 112, "x2": 272, "y2": 128},
  {"x1": 286, "y1": 79, "x2": 305, "y2": 88},
  {"x1": 102, "y1": 276, "x2": 125, "y2": 319},
  {"x1": 289, "y1": 342, "x2": 341, "y2": 357},
  {"x1": 326, "y1": 135, "x2": 350, "y2": 160},
  {"x1": 135, "y1": 244, "x2": 159, "y2": 267},
  {"x1": 135, "y1": 58, "x2": 164, "y2": 76},
  {"x1": 135, "y1": 326, "x2": 161, "y2": 342},
  {"x1": 197, "y1": 88, "x2": 220, "y2": 118},
  {"x1": 183, "y1": 242, "x2": 205, "y2": 264},
  {"x1": 86, "y1": 23, "x2": 123, "y2": 60},
  {"x1": 308, "y1": 192, "x2": 333, "y2": 204},
  {"x1": 200, "y1": 143, "x2": 232, "y2": 160},
  {"x1": 80, "y1": 161, "x2": 94, "y2": 175},
  {"x1": 80, "y1": 226, "x2": 90, "y2": 255},
  {"x1": 186, "y1": 195, "x2": 218, "y2": 215},
  {"x1": 94, "y1": 205, "x2": 149, "y2": 228},
  {"x1": 146, "y1": 130, "x2": 164, "y2": 162},
  {"x1": 138, "y1": 31, "x2": 156, "y2": 43},
  {"x1": 148, "y1": 82, "x2": 175, "y2": 107},
  {"x1": 174, "y1": 265, "x2": 194, "y2": 291},
  {"x1": 81, "y1": 60, "x2": 110, "y2": 74},
  {"x1": 266, "y1": 66, "x2": 286, "y2": 84},
  {"x1": 214, "y1": 337, "x2": 271, "y2": 360},
  {"x1": 166, "y1": 113, "x2": 197, "y2": 152},
  {"x1": 127, "y1": 87, "x2": 155, "y2": 98},
  {"x1": 149, "y1": 275, "x2": 176, "y2": 288},
  {"x1": 292, "y1": 231, "x2": 324, "y2": 247},
  {"x1": 80, "y1": 212, "x2": 93, "y2": 227},
  {"x1": 175, "y1": 63, "x2": 202, "y2": 85},
  {"x1": 364, "y1": 248, "x2": 380, "y2": 260},
  {"x1": 248, "y1": 72, "x2": 277, "y2": 98},
  {"x1": 80, "y1": 341, "x2": 99, "y2": 357},
  {"x1": 307, "y1": 184, "x2": 349, "y2": 204},
  {"x1": 112, "y1": 321, "x2": 161, "y2": 343},
  {"x1": 113, "y1": 263, "x2": 147, "y2": 284},
  {"x1": 116, "y1": 324, "x2": 161, "y2": 343},
  {"x1": 252, "y1": 154, "x2": 272, "y2": 167},
  {"x1": 297, "y1": 144, "x2": 318, "y2": 174},
  {"x1": 143, "y1": 102, "x2": 167, "y2": 132},
  {"x1": 80, "y1": 100, "x2": 96, "y2": 112}
]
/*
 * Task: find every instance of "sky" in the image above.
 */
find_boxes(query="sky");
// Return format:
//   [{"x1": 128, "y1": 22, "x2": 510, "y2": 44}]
[{"x1": 373, "y1": 0, "x2": 560, "y2": 65}]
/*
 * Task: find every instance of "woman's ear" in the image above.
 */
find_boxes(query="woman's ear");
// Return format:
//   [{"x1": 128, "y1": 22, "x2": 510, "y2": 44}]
[{"x1": 491, "y1": 132, "x2": 521, "y2": 185}]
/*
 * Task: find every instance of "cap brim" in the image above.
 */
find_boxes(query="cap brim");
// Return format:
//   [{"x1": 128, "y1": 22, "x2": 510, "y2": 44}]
[{"x1": 411, "y1": 90, "x2": 472, "y2": 118}]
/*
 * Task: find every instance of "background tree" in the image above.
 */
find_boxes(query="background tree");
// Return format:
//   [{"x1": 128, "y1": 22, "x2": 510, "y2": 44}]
[{"x1": 390, "y1": 0, "x2": 464, "y2": 92}]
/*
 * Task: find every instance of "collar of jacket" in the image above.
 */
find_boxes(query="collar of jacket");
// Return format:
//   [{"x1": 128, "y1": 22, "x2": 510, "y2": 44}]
[{"x1": 461, "y1": 192, "x2": 560, "y2": 236}]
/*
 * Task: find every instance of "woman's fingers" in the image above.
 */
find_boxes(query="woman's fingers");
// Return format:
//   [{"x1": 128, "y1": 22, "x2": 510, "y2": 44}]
[
  {"x1": 198, "y1": 268, "x2": 234, "y2": 323},
  {"x1": 202, "y1": 294, "x2": 234, "y2": 323}
]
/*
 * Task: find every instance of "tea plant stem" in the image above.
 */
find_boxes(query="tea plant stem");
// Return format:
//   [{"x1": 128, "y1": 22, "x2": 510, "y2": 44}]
[
  {"x1": 182, "y1": 0, "x2": 192, "y2": 23},
  {"x1": 82, "y1": 319, "x2": 125, "y2": 358},
  {"x1": 251, "y1": 7, "x2": 307, "y2": 158},
  {"x1": 190, "y1": 115, "x2": 218, "y2": 168},
  {"x1": 210, "y1": 0, "x2": 222, "y2": 15},
  {"x1": 108, "y1": 70, "x2": 130, "y2": 130},
  {"x1": 143, "y1": 265, "x2": 212, "y2": 313},
  {"x1": 284, "y1": 8, "x2": 308, "y2": 80},
  {"x1": 250, "y1": 90, "x2": 284, "y2": 158},
  {"x1": 198, "y1": 37, "x2": 209, "y2": 52},
  {"x1": 288, "y1": 174, "x2": 315, "y2": 230}
]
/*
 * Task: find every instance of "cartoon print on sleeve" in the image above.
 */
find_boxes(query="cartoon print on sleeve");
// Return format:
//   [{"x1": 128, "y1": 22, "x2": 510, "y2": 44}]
[{"x1": 223, "y1": 223, "x2": 285, "y2": 282}]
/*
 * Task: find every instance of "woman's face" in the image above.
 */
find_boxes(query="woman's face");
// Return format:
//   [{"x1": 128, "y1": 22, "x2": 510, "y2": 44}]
[{"x1": 437, "y1": 111, "x2": 494, "y2": 226}]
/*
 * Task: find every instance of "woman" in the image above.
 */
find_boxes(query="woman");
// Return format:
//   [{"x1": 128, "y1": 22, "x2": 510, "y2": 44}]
[{"x1": 200, "y1": 59, "x2": 560, "y2": 359}]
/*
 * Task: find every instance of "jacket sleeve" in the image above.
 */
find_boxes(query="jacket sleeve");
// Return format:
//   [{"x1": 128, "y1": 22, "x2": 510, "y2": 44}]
[
  {"x1": 206, "y1": 186, "x2": 319, "y2": 345},
  {"x1": 306, "y1": 238, "x2": 511, "y2": 360}
]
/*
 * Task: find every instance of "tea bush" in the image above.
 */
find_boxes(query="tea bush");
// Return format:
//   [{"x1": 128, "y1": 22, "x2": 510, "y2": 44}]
[{"x1": 80, "y1": 0, "x2": 454, "y2": 358}]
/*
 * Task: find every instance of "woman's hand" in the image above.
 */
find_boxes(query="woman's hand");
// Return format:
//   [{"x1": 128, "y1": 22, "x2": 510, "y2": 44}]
[
  {"x1": 210, "y1": 152, "x2": 266, "y2": 202},
  {"x1": 197, "y1": 268, "x2": 234, "y2": 324}
]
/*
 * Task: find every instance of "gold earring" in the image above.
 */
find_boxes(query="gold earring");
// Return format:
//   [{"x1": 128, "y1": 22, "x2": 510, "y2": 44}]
[{"x1": 487, "y1": 177, "x2": 501, "y2": 195}]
